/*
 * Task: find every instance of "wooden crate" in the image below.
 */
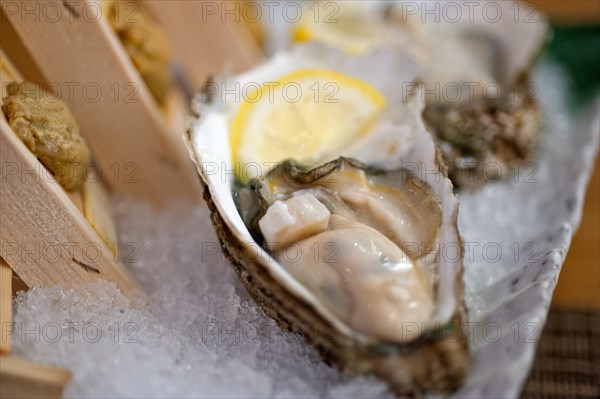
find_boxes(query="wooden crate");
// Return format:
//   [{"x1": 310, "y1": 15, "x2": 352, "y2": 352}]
[
  {"x1": 1, "y1": 49, "x2": 140, "y2": 300},
  {"x1": 1, "y1": 0, "x2": 201, "y2": 204}
]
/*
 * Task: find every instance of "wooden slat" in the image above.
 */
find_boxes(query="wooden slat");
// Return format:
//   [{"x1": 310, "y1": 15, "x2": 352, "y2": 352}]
[
  {"x1": 1, "y1": 0, "x2": 200, "y2": 204},
  {"x1": 0, "y1": 49, "x2": 24, "y2": 99},
  {"x1": 143, "y1": 0, "x2": 262, "y2": 90},
  {"x1": 66, "y1": 191, "x2": 84, "y2": 214},
  {"x1": 0, "y1": 118, "x2": 141, "y2": 300},
  {"x1": 164, "y1": 87, "x2": 190, "y2": 149},
  {"x1": 140, "y1": 0, "x2": 218, "y2": 91},
  {"x1": 82, "y1": 178, "x2": 119, "y2": 259},
  {"x1": 0, "y1": 259, "x2": 11, "y2": 355},
  {"x1": 220, "y1": 7, "x2": 263, "y2": 68},
  {"x1": 0, "y1": 356, "x2": 72, "y2": 399},
  {"x1": 0, "y1": 7, "x2": 47, "y2": 90},
  {"x1": 11, "y1": 272, "x2": 28, "y2": 296}
]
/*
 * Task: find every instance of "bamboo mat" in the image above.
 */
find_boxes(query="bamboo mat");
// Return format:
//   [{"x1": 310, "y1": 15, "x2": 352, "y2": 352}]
[{"x1": 522, "y1": 309, "x2": 600, "y2": 398}]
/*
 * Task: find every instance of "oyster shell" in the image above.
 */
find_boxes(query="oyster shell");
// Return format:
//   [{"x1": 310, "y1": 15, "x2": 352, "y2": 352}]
[
  {"x1": 291, "y1": 1, "x2": 548, "y2": 187},
  {"x1": 186, "y1": 44, "x2": 467, "y2": 395},
  {"x1": 423, "y1": 79, "x2": 542, "y2": 188},
  {"x1": 390, "y1": 2, "x2": 548, "y2": 187}
]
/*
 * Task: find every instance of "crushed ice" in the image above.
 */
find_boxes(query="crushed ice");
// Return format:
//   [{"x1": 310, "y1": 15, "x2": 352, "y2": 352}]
[
  {"x1": 12, "y1": 198, "x2": 390, "y2": 398},
  {"x1": 10, "y1": 59, "x2": 597, "y2": 398}
]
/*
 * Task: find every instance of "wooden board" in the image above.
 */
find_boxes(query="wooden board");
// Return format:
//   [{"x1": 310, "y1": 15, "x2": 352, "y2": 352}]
[
  {"x1": 1, "y1": 0, "x2": 200, "y2": 204},
  {"x1": 0, "y1": 259, "x2": 11, "y2": 355},
  {"x1": 0, "y1": 356, "x2": 72, "y2": 399}
]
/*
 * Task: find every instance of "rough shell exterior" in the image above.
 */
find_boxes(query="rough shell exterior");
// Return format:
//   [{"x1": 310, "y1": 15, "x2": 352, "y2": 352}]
[{"x1": 424, "y1": 79, "x2": 543, "y2": 189}]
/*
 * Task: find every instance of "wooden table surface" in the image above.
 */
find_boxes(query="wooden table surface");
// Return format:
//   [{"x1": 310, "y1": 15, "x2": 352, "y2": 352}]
[
  {"x1": 530, "y1": 1, "x2": 600, "y2": 311},
  {"x1": 552, "y1": 158, "x2": 600, "y2": 310}
]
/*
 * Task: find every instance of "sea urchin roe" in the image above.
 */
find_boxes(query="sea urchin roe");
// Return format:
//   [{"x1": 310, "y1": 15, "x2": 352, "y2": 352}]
[
  {"x1": 2, "y1": 82, "x2": 91, "y2": 191},
  {"x1": 105, "y1": 1, "x2": 173, "y2": 104},
  {"x1": 254, "y1": 160, "x2": 440, "y2": 341}
]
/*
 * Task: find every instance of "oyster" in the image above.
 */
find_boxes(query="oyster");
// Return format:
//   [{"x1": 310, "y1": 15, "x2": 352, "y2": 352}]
[
  {"x1": 186, "y1": 44, "x2": 466, "y2": 395},
  {"x1": 292, "y1": 0, "x2": 548, "y2": 187},
  {"x1": 241, "y1": 158, "x2": 445, "y2": 341},
  {"x1": 391, "y1": 2, "x2": 548, "y2": 187}
]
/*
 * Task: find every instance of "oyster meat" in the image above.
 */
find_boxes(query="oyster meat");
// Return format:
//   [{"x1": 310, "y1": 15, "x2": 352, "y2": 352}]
[
  {"x1": 241, "y1": 158, "x2": 443, "y2": 342},
  {"x1": 186, "y1": 44, "x2": 466, "y2": 395}
]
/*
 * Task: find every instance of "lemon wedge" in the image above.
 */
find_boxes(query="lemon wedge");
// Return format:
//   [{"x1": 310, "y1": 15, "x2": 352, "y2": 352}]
[{"x1": 231, "y1": 68, "x2": 386, "y2": 181}]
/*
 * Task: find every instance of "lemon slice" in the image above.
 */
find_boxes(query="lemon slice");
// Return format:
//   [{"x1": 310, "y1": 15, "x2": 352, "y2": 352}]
[
  {"x1": 293, "y1": 2, "x2": 384, "y2": 55},
  {"x1": 231, "y1": 68, "x2": 386, "y2": 181}
]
